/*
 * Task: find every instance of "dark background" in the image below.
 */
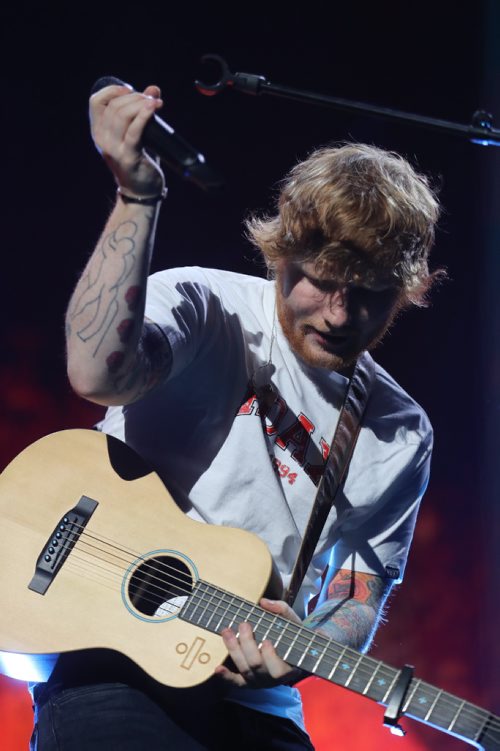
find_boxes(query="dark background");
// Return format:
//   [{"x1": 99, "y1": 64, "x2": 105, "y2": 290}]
[{"x1": 1, "y1": 3, "x2": 499, "y2": 749}]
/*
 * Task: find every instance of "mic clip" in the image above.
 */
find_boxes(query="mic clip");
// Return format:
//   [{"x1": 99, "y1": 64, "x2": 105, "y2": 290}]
[{"x1": 195, "y1": 54, "x2": 267, "y2": 97}]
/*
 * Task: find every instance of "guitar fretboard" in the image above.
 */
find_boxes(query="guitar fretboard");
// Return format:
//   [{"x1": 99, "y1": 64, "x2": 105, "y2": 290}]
[{"x1": 180, "y1": 581, "x2": 497, "y2": 749}]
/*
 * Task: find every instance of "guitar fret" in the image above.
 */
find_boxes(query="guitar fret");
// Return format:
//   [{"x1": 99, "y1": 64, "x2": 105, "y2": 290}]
[
  {"x1": 237, "y1": 600, "x2": 255, "y2": 624},
  {"x1": 381, "y1": 669, "x2": 399, "y2": 704},
  {"x1": 402, "y1": 681, "x2": 490, "y2": 743},
  {"x1": 231, "y1": 598, "x2": 255, "y2": 631},
  {"x1": 259, "y1": 614, "x2": 274, "y2": 643},
  {"x1": 311, "y1": 638, "x2": 330, "y2": 674},
  {"x1": 474, "y1": 713, "x2": 494, "y2": 744},
  {"x1": 203, "y1": 587, "x2": 224, "y2": 630},
  {"x1": 213, "y1": 592, "x2": 236, "y2": 631},
  {"x1": 402, "y1": 678, "x2": 421, "y2": 713},
  {"x1": 184, "y1": 582, "x2": 206, "y2": 623},
  {"x1": 228, "y1": 596, "x2": 246, "y2": 629},
  {"x1": 250, "y1": 607, "x2": 268, "y2": 644},
  {"x1": 278, "y1": 630, "x2": 331, "y2": 675},
  {"x1": 324, "y1": 646, "x2": 372, "y2": 690},
  {"x1": 210, "y1": 589, "x2": 232, "y2": 632},
  {"x1": 295, "y1": 631, "x2": 316, "y2": 669},
  {"x1": 327, "y1": 646, "x2": 347, "y2": 680},
  {"x1": 446, "y1": 698, "x2": 488, "y2": 742},
  {"x1": 229, "y1": 598, "x2": 245, "y2": 629},
  {"x1": 447, "y1": 699, "x2": 466, "y2": 734},
  {"x1": 367, "y1": 663, "x2": 399, "y2": 703},
  {"x1": 362, "y1": 660, "x2": 382, "y2": 696},
  {"x1": 194, "y1": 584, "x2": 217, "y2": 626},
  {"x1": 344, "y1": 653, "x2": 364, "y2": 688},
  {"x1": 405, "y1": 682, "x2": 458, "y2": 726},
  {"x1": 424, "y1": 688, "x2": 443, "y2": 722},
  {"x1": 282, "y1": 630, "x2": 300, "y2": 661},
  {"x1": 269, "y1": 619, "x2": 291, "y2": 650}
]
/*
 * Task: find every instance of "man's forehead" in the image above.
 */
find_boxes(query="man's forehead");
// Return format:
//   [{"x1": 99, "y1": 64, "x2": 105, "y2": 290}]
[{"x1": 298, "y1": 258, "x2": 398, "y2": 289}]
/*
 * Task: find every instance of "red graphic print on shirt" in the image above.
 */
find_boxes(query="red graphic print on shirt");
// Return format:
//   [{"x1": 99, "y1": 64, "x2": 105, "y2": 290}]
[{"x1": 237, "y1": 388, "x2": 330, "y2": 486}]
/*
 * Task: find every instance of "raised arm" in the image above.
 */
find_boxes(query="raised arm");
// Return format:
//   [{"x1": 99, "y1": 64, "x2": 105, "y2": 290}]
[{"x1": 66, "y1": 83, "x2": 172, "y2": 406}]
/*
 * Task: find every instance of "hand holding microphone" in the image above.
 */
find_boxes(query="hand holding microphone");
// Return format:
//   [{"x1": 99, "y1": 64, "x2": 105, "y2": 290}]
[{"x1": 90, "y1": 76, "x2": 223, "y2": 193}]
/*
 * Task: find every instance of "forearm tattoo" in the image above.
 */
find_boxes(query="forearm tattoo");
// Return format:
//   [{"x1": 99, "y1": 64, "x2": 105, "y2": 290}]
[
  {"x1": 303, "y1": 570, "x2": 393, "y2": 651},
  {"x1": 68, "y1": 216, "x2": 171, "y2": 400},
  {"x1": 68, "y1": 221, "x2": 141, "y2": 356},
  {"x1": 108, "y1": 321, "x2": 173, "y2": 400}
]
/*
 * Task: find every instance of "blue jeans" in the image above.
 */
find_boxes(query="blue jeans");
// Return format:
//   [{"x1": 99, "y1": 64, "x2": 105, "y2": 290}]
[{"x1": 31, "y1": 682, "x2": 315, "y2": 750}]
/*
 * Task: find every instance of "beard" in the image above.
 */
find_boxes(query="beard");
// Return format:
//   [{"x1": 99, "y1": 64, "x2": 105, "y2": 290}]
[{"x1": 276, "y1": 293, "x2": 398, "y2": 372}]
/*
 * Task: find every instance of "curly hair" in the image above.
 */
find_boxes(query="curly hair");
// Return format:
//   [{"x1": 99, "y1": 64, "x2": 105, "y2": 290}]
[{"x1": 246, "y1": 143, "x2": 443, "y2": 306}]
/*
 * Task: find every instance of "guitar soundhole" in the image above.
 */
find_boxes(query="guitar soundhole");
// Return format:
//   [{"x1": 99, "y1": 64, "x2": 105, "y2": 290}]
[{"x1": 127, "y1": 555, "x2": 193, "y2": 618}]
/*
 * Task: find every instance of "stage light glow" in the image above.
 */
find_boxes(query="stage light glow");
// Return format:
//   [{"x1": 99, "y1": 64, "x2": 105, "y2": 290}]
[{"x1": 0, "y1": 652, "x2": 57, "y2": 682}]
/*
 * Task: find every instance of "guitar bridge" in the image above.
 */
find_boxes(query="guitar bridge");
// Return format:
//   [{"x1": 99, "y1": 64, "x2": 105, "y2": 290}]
[{"x1": 28, "y1": 495, "x2": 98, "y2": 595}]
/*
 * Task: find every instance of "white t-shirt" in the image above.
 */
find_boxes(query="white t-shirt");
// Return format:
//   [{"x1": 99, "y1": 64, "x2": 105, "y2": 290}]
[{"x1": 99, "y1": 266, "x2": 432, "y2": 728}]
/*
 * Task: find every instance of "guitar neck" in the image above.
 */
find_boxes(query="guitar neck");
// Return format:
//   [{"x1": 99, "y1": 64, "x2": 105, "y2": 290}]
[{"x1": 180, "y1": 581, "x2": 498, "y2": 750}]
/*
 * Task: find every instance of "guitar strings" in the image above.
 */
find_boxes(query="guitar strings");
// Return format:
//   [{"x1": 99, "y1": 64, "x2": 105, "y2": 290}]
[
  {"x1": 55, "y1": 536, "x2": 500, "y2": 731},
  {"x1": 45, "y1": 522, "x2": 499, "y2": 733},
  {"x1": 53, "y1": 523, "x2": 194, "y2": 592},
  {"x1": 64, "y1": 542, "x2": 500, "y2": 739},
  {"x1": 66, "y1": 546, "x2": 191, "y2": 604},
  {"x1": 50, "y1": 527, "x2": 499, "y2": 736},
  {"x1": 185, "y1": 586, "x2": 499, "y2": 735}
]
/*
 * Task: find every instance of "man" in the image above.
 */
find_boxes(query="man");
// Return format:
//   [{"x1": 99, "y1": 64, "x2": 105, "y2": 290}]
[{"x1": 32, "y1": 82, "x2": 440, "y2": 749}]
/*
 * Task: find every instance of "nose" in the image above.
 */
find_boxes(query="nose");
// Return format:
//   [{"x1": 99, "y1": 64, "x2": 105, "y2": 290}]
[{"x1": 325, "y1": 287, "x2": 350, "y2": 327}]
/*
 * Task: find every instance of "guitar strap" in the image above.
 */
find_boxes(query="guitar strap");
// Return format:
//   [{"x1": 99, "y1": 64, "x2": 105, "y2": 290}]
[{"x1": 284, "y1": 351, "x2": 376, "y2": 607}]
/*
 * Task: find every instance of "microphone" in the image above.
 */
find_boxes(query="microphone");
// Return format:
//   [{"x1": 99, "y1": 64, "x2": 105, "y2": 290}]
[{"x1": 91, "y1": 76, "x2": 223, "y2": 191}]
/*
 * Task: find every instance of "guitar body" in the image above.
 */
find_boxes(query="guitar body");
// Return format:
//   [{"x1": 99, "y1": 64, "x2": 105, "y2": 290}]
[
  {"x1": 1, "y1": 430, "x2": 499, "y2": 749},
  {"x1": 0, "y1": 429, "x2": 273, "y2": 687}
]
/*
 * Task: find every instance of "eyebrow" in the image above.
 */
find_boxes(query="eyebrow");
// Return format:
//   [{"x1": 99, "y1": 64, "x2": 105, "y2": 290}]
[{"x1": 303, "y1": 269, "x2": 398, "y2": 293}]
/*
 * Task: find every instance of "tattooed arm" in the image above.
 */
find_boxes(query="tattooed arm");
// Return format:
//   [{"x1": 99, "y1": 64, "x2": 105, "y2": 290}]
[
  {"x1": 302, "y1": 569, "x2": 393, "y2": 651},
  {"x1": 215, "y1": 570, "x2": 393, "y2": 689},
  {"x1": 66, "y1": 82, "x2": 172, "y2": 406}
]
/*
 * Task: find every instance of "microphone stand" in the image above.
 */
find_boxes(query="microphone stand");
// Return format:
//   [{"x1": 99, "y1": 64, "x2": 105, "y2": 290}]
[{"x1": 195, "y1": 55, "x2": 500, "y2": 147}]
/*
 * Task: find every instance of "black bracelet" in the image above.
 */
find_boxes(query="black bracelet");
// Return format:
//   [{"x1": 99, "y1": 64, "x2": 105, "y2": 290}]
[{"x1": 117, "y1": 186, "x2": 167, "y2": 205}]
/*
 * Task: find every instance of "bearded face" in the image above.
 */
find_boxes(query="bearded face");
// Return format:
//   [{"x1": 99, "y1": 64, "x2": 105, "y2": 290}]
[{"x1": 274, "y1": 260, "x2": 403, "y2": 371}]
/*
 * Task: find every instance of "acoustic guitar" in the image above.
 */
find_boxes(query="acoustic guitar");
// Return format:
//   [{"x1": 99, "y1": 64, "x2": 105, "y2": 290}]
[{"x1": 0, "y1": 430, "x2": 497, "y2": 748}]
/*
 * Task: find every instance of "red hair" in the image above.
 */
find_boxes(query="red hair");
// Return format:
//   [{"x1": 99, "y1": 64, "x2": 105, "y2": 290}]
[{"x1": 246, "y1": 144, "x2": 443, "y2": 306}]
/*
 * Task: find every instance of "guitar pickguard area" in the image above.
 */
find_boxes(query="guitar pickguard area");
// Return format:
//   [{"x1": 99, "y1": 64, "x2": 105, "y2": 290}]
[
  {"x1": 28, "y1": 495, "x2": 99, "y2": 595},
  {"x1": 121, "y1": 550, "x2": 198, "y2": 624}
]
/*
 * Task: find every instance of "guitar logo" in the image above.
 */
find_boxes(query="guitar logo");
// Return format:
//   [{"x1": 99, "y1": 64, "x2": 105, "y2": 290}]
[{"x1": 176, "y1": 637, "x2": 211, "y2": 669}]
